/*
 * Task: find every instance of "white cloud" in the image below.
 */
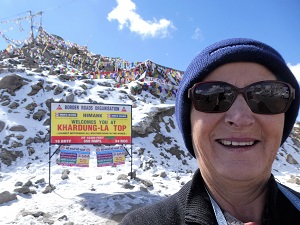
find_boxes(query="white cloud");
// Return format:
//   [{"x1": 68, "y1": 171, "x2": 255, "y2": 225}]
[
  {"x1": 192, "y1": 27, "x2": 204, "y2": 41},
  {"x1": 288, "y1": 63, "x2": 300, "y2": 82},
  {"x1": 107, "y1": 0, "x2": 175, "y2": 39}
]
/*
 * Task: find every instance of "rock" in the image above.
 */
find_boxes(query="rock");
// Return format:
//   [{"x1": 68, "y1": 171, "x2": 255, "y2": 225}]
[
  {"x1": 117, "y1": 174, "x2": 129, "y2": 181},
  {"x1": 96, "y1": 175, "x2": 103, "y2": 180},
  {"x1": 35, "y1": 178, "x2": 46, "y2": 185},
  {"x1": 1, "y1": 99, "x2": 10, "y2": 106},
  {"x1": 0, "y1": 74, "x2": 28, "y2": 91},
  {"x1": 11, "y1": 141, "x2": 23, "y2": 148},
  {"x1": 27, "y1": 81, "x2": 44, "y2": 96},
  {"x1": 9, "y1": 125, "x2": 27, "y2": 132},
  {"x1": 43, "y1": 133, "x2": 50, "y2": 142},
  {"x1": 14, "y1": 186, "x2": 31, "y2": 194},
  {"x1": 0, "y1": 148, "x2": 24, "y2": 166},
  {"x1": 42, "y1": 185, "x2": 56, "y2": 194},
  {"x1": 62, "y1": 222, "x2": 74, "y2": 225},
  {"x1": 153, "y1": 133, "x2": 165, "y2": 145},
  {"x1": 128, "y1": 170, "x2": 137, "y2": 179},
  {"x1": 160, "y1": 171, "x2": 167, "y2": 178},
  {"x1": 25, "y1": 137, "x2": 34, "y2": 145},
  {"x1": 43, "y1": 217, "x2": 54, "y2": 224},
  {"x1": 0, "y1": 120, "x2": 5, "y2": 132},
  {"x1": 24, "y1": 180, "x2": 33, "y2": 187},
  {"x1": 8, "y1": 102, "x2": 19, "y2": 109},
  {"x1": 25, "y1": 102, "x2": 38, "y2": 111},
  {"x1": 0, "y1": 191, "x2": 17, "y2": 204},
  {"x1": 66, "y1": 93, "x2": 75, "y2": 102},
  {"x1": 122, "y1": 183, "x2": 135, "y2": 190},
  {"x1": 53, "y1": 86, "x2": 63, "y2": 95},
  {"x1": 45, "y1": 98, "x2": 54, "y2": 109},
  {"x1": 61, "y1": 173, "x2": 69, "y2": 180},
  {"x1": 15, "y1": 181, "x2": 23, "y2": 187},
  {"x1": 33, "y1": 136, "x2": 43, "y2": 143},
  {"x1": 58, "y1": 215, "x2": 68, "y2": 221},
  {"x1": 139, "y1": 186, "x2": 149, "y2": 192},
  {"x1": 61, "y1": 169, "x2": 70, "y2": 180},
  {"x1": 22, "y1": 210, "x2": 45, "y2": 218},
  {"x1": 27, "y1": 146, "x2": 35, "y2": 156},
  {"x1": 33, "y1": 109, "x2": 47, "y2": 121},
  {"x1": 136, "y1": 178, "x2": 153, "y2": 187},
  {"x1": 43, "y1": 118, "x2": 51, "y2": 126},
  {"x1": 286, "y1": 153, "x2": 298, "y2": 164},
  {"x1": 287, "y1": 175, "x2": 300, "y2": 185},
  {"x1": 16, "y1": 134, "x2": 24, "y2": 140},
  {"x1": 137, "y1": 148, "x2": 145, "y2": 156}
]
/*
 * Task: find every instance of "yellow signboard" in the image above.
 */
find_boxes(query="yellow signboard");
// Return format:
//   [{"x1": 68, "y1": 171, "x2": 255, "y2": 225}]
[{"x1": 50, "y1": 103, "x2": 132, "y2": 144}]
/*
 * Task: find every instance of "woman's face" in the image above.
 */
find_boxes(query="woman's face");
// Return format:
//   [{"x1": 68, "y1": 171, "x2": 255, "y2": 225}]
[{"x1": 191, "y1": 62, "x2": 284, "y2": 182}]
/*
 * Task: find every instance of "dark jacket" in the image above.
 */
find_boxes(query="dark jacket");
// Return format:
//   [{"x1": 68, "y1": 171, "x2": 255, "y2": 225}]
[{"x1": 119, "y1": 169, "x2": 300, "y2": 225}]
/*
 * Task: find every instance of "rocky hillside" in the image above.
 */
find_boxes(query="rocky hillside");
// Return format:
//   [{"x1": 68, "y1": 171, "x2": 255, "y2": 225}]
[
  {"x1": 0, "y1": 29, "x2": 185, "y2": 167},
  {"x1": 0, "y1": 34, "x2": 299, "y2": 224},
  {"x1": 0, "y1": 32, "x2": 299, "y2": 178}
]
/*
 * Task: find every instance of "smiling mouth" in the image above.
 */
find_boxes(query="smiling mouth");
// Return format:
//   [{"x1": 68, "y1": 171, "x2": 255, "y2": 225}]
[{"x1": 218, "y1": 140, "x2": 257, "y2": 147}]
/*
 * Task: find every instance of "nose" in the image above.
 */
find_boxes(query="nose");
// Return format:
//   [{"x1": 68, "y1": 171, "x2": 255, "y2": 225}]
[{"x1": 224, "y1": 94, "x2": 255, "y2": 127}]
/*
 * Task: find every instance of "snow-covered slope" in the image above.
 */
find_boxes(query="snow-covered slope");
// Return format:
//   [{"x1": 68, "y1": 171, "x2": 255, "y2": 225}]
[{"x1": 0, "y1": 43, "x2": 299, "y2": 224}]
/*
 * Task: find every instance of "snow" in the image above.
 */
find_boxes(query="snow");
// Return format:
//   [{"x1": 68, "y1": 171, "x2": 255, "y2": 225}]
[{"x1": 0, "y1": 62, "x2": 299, "y2": 225}]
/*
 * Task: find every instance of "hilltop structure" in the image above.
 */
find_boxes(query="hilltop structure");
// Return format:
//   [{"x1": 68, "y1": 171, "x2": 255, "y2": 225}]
[{"x1": 1, "y1": 26, "x2": 183, "y2": 101}]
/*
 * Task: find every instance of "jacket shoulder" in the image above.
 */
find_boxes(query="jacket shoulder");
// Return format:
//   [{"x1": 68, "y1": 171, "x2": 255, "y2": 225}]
[{"x1": 119, "y1": 181, "x2": 192, "y2": 225}]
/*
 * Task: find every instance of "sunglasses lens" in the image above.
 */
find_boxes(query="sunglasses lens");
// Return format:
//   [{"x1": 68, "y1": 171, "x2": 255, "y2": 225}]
[
  {"x1": 192, "y1": 82, "x2": 235, "y2": 112},
  {"x1": 245, "y1": 82, "x2": 292, "y2": 114},
  {"x1": 191, "y1": 81, "x2": 293, "y2": 114}
]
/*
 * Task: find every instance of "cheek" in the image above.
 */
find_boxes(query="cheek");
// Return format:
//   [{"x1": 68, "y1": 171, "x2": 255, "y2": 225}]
[
  {"x1": 190, "y1": 110, "x2": 215, "y2": 155},
  {"x1": 261, "y1": 114, "x2": 284, "y2": 151},
  {"x1": 190, "y1": 110, "x2": 206, "y2": 136},
  {"x1": 190, "y1": 110, "x2": 203, "y2": 150},
  {"x1": 190, "y1": 108, "x2": 218, "y2": 133},
  {"x1": 266, "y1": 114, "x2": 284, "y2": 137}
]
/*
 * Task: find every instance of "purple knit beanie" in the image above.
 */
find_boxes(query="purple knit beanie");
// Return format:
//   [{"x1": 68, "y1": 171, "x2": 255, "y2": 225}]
[{"x1": 175, "y1": 38, "x2": 300, "y2": 158}]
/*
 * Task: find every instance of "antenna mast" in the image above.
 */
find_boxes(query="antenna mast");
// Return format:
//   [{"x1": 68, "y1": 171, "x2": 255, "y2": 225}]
[{"x1": 29, "y1": 10, "x2": 35, "y2": 44}]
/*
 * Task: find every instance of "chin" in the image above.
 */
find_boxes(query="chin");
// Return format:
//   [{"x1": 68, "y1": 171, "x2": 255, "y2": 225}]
[{"x1": 220, "y1": 165, "x2": 267, "y2": 181}]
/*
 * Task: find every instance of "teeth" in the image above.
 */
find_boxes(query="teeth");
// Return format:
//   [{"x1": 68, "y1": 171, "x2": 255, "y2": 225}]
[{"x1": 220, "y1": 140, "x2": 255, "y2": 146}]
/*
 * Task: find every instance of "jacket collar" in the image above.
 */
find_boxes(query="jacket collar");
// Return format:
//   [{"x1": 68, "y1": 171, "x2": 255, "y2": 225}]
[
  {"x1": 184, "y1": 170, "x2": 279, "y2": 224},
  {"x1": 184, "y1": 169, "x2": 218, "y2": 225}
]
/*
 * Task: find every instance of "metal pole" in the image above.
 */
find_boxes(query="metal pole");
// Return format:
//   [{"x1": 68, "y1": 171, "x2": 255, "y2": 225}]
[
  {"x1": 40, "y1": 11, "x2": 43, "y2": 28},
  {"x1": 29, "y1": 11, "x2": 35, "y2": 44},
  {"x1": 48, "y1": 145, "x2": 51, "y2": 186},
  {"x1": 130, "y1": 143, "x2": 133, "y2": 179},
  {"x1": 48, "y1": 145, "x2": 61, "y2": 186}
]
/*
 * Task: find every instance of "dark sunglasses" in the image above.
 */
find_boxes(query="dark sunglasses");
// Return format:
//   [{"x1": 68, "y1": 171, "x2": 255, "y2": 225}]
[{"x1": 188, "y1": 80, "x2": 295, "y2": 114}]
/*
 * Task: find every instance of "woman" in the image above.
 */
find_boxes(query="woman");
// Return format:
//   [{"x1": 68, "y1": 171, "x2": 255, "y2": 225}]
[{"x1": 120, "y1": 38, "x2": 300, "y2": 224}]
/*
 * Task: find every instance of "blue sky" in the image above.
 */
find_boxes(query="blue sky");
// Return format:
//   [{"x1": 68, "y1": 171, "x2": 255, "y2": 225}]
[{"x1": 0, "y1": 0, "x2": 299, "y2": 75}]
